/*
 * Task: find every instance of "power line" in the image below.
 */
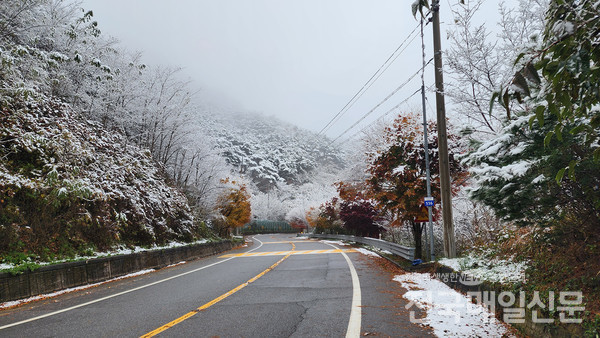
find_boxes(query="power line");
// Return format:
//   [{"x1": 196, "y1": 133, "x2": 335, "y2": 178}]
[
  {"x1": 329, "y1": 58, "x2": 433, "y2": 145},
  {"x1": 327, "y1": 31, "x2": 420, "y2": 129},
  {"x1": 334, "y1": 87, "x2": 422, "y2": 145},
  {"x1": 318, "y1": 22, "x2": 422, "y2": 136}
]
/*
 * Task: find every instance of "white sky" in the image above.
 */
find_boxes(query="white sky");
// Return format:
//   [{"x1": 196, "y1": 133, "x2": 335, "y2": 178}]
[{"x1": 76, "y1": 0, "x2": 503, "y2": 139}]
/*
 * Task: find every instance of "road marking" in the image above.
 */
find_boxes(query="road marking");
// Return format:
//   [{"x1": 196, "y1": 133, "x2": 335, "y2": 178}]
[
  {"x1": 322, "y1": 242, "x2": 362, "y2": 338},
  {"x1": 141, "y1": 242, "x2": 296, "y2": 337},
  {"x1": 260, "y1": 240, "x2": 310, "y2": 244},
  {"x1": 219, "y1": 248, "x2": 357, "y2": 258},
  {"x1": 0, "y1": 237, "x2": 266, "y2": 331}
]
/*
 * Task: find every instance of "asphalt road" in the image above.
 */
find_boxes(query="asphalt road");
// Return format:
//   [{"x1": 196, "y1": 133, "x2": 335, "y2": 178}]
[{"x1": 0, "y1": 234, "x2": 433, "y2": 337}]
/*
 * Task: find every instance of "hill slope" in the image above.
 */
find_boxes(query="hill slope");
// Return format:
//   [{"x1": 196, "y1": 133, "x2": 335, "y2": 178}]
[
  {"x1": 202, "y1": 111, "x2": 345, "y2": 193},
  {"x1": 0, "y1": 92, "x2": 200, "y2": 260}
]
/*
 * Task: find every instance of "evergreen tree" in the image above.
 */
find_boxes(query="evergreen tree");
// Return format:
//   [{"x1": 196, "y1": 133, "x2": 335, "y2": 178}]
[
  {"x1": 499, "y1": 0, "x2": 600, "y2": 170},
  {"x1": 478, "y1": 0, "x2": 600, "y2": 230},
  {"x1": 468, "y1": 112, "x2": 600, "y2": 228}
]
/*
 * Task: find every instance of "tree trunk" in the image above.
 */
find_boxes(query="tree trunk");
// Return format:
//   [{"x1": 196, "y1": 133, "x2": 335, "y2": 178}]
[{"x1": 411, "y1": 221, "x2": 423, "y2": 260}]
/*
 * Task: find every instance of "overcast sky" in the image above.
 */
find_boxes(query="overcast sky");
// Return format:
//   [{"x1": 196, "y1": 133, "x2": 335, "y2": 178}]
[{"x1": 77, "y1": 0, "x2": 503, "y2": 139}]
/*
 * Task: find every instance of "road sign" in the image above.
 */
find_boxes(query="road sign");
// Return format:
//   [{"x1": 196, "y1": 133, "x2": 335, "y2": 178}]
[
  {"x1": 414, "y1": 205, "x2": 436, "y2": 223},
  {"x1": 424, "y1": 197, "x2": 434, "y2": 207}
]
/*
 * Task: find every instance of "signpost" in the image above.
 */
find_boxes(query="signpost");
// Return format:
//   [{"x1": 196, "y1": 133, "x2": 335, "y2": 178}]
[{"x1": 415, "y1": 200, "x2": 436, "y2": 261}]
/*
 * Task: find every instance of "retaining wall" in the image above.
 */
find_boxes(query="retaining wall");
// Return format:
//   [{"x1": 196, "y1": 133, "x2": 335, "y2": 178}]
[
  {"x1": 0, "y1": 240, "x2": 234, "y2": 303},
  {"x1": 430, "y1": 264, "x2": 584, "y2": 337}
]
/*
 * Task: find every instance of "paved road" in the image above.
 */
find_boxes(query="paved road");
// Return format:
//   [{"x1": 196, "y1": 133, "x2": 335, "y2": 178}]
[{"x1": 0, "y1": 234, "x2": 432, "y2": 337}]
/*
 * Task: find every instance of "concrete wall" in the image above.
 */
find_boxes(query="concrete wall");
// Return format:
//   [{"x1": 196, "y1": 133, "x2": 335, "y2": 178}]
[{"x1": 0, "y1": 240, "x2": 234, "y2": 303}]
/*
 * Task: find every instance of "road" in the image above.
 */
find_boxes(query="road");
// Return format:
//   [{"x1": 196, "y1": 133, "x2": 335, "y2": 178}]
[{"x1": 0, "y1": 234, "x2": 433, "y2": 337}]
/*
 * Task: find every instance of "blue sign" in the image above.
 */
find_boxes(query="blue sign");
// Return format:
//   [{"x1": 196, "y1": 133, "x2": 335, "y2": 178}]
[{"x1": 424, "y1": 197, "x2": 434, "y2": 207}]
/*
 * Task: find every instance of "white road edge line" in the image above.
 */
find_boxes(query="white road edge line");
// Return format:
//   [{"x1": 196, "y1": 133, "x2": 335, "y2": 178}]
[
  {"x1": 322, "y1": 241, "x2": 361, "y2": 338},
  {"x1": 0, "y1": 236, "x2": 265, "y2": 330}
]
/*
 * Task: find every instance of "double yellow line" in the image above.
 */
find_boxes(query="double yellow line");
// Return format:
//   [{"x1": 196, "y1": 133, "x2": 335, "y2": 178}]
[{"x1": 141, "y1": 243, "x2": 296, "y2": 337}]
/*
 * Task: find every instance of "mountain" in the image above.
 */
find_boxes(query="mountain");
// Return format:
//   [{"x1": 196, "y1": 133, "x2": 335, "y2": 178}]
[{"x1": 201, "y1": 111, "x2": 346, "y2": 193}]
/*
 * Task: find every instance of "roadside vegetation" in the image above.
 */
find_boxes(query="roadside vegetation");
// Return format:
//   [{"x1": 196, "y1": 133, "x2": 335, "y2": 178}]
[
  {"x1": 307, "y1": 0, "x2": 599, "y2": 334},
  {"x1": 0, "y1": 0, "x2": 317, "y2": 274},
  {"x1": 0, "y1": 0, "x2": 243, "y2": 272}
]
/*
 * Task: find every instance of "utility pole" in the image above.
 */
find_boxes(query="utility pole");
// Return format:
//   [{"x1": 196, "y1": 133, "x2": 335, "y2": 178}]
[
  {"x1": 420, "y1": 17, "x2": 435, "y2": 261},
  {"x1": 431, "y1": 0, "x2": 456, "y2": 258}
]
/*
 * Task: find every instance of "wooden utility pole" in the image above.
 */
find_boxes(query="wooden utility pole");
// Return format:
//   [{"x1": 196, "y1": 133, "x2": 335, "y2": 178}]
[{"x1": 431, "y1": 0, "x2": 456, "y2": 258}]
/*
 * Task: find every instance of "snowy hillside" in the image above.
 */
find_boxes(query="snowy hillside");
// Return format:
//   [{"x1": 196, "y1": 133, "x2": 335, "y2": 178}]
[
  {"x1": 202, "y1": 111, "x2": 345, "y2": 192},
  {"x1": 0, "y1": 92, "x2": 201, "y2": 259}
]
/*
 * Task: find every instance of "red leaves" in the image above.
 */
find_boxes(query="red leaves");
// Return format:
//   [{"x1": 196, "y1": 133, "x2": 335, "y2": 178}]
[{"x1": 366, "y1": 112, "x2": 467, "y2": 226}]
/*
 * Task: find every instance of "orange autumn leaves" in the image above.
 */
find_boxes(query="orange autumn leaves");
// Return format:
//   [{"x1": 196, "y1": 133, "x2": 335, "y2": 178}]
[
  {"x1": 216, "y1": 178, "x2": 251, "y2": 231},
  {"x1": 366, "y1": 112, "x2": 467, "y2": 226}
]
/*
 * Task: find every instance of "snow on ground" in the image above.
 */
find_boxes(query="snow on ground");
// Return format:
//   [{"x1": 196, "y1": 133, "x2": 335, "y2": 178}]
[
  {"x1": 395, "y1": 273, "x2": 511, "y2": 337},
  {"x1": 165, "y1": 261, "x2": 187, "y2": 268},
  {"x1": 317, "y1": 240, "x2": 388, "y2": 257},
  {"x1": 438, "y1": 254, "x2": 528, "y2": 284},
  {"x1": 0, "y1": 269, "x2": 155, "y2": 310},
  {"x1": 320, "y1": 240, "x2": 348, "y2": 246},
  {"x1": 107, "y1": 239, "x2": 210, "y2": 256},
  {"x1": 354, "y1": 247, "x2": 381, "y2": 257}
]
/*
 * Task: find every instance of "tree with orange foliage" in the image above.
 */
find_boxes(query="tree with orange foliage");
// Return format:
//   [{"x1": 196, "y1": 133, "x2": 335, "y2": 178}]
[
  {"x1": 288, "y1": 217, "x2": 307, "y2": 231},
  {"x1": 216, "y1": 178, "x2": 251, "y2": 237},
  {"x1": 305, "y1": 207, "x2": 319, "y2": 232},
  {"x1": 367, "y1": 112, "x2": 467, "y2": 258}
]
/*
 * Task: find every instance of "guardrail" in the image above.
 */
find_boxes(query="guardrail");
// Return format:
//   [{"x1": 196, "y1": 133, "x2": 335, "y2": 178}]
[{"x1": 304, "y1": 234, "x2": 415, "y2": 261}]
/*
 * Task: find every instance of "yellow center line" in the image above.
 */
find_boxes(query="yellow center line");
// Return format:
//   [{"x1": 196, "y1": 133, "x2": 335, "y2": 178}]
[
  {"x1": 140, "y1": 242, "x2": 296, "y2": 338},
  {"x1": 219, "y1": 249, "x2": 357, "y2": 258},
  {"x1": 260, "y1": 241, "x2": 309, "y2": 244}
]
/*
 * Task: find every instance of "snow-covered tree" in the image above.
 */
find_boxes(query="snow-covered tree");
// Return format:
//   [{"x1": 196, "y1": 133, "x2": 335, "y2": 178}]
[
  {"x1": 469, "y1": 111, "x2": 600, "y2": 227},
  {"x1": 445, "y1": 0, "x2": 548, "y2": 138},
  {"x1": 471, "y1": 0, "x2": 600, "y2": 230},
  {"x1": 499, "y1": 0, "x2": 600, "y2": 170}
]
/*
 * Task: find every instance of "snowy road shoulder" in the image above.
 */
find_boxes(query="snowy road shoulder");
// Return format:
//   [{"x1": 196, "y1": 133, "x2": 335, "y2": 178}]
[
  {"x1": 394, "y1": 272, "x2": 512, "y2": 337},
  {"x1": 353, "y1": 247, "x2": 381, "y2": 257}
]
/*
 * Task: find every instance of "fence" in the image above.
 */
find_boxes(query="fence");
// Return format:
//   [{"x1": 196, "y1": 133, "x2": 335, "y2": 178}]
[
  {"x1": 305, "y1": 234, "x2": 415, "y2": 261},
  {"x1": 242, "y1": 220, "x2": 298, "y2": 234}
]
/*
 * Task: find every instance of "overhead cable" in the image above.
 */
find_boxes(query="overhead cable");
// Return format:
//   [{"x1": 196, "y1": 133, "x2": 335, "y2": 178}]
[
  {"x1": 329, "y1": 58, "x2": 432, "y2": 145},
  {"x1": 334, "y1": 87, "x2": 422, "y2": 145},
  {"x1": 317, "y1": 22, "x2": 422, "y2": 136}
]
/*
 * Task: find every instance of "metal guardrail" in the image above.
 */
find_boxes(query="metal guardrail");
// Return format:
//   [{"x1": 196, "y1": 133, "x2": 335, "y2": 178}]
[{"x1": 304, "y1": 234, "x2": 415, "y2": 261}]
